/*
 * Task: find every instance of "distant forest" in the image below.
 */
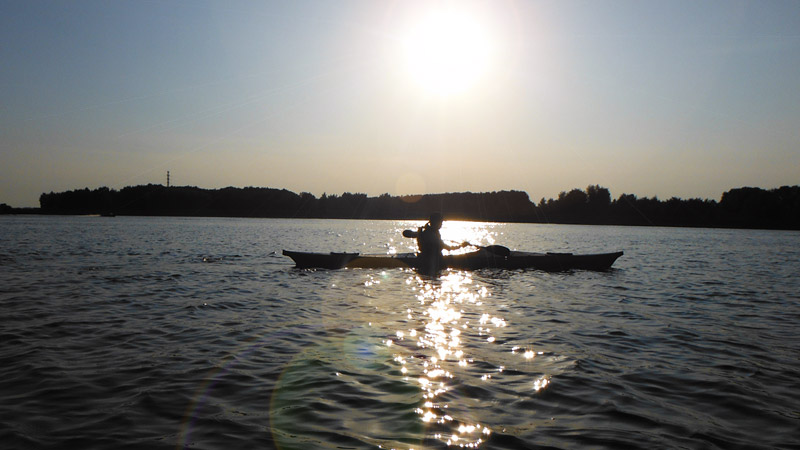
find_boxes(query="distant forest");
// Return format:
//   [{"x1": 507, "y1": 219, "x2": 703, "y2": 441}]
[{"x1": 2, "y1": 184, "x2": 798, "y2": 230}]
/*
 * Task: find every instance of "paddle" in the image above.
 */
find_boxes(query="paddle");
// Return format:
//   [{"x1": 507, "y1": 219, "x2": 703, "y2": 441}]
[{"x1": 401, "y1": 229, "x2": 510, "y2": 257}]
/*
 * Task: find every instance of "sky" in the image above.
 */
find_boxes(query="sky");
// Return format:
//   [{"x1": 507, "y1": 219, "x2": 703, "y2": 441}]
[{"x1": 2, "y1": 0, "x2": 799, "y2": 207}]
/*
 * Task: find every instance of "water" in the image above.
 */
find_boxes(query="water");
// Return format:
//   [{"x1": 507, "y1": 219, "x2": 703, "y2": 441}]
[{"x1": 1, "y1": 216, "x2": 798, "y2": 449}]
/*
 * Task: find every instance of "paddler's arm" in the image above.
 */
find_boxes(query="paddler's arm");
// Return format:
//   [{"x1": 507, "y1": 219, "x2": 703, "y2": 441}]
[
  {"x1": 442, "y1": 241, "x2": 470, "y2": 251},
  {"x1": 402, "y1": 229, "x2": 420, "y2": 238}
]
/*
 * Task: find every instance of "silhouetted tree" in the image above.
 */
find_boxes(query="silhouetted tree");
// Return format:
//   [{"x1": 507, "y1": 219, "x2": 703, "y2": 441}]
[{"x1": 586, "y1": 185, "x2": 612, "y2": 222}]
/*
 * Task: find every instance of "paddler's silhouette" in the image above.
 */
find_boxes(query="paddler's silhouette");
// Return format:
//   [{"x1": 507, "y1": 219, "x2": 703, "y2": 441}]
[{"x1": 404, "y1": 213, "x2": 468, "y2": 274}]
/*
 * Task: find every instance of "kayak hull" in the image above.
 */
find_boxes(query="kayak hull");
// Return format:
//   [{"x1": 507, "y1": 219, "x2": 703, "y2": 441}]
[{"x1": 282, "y1": 249, "x2": 623, "y2": 272}]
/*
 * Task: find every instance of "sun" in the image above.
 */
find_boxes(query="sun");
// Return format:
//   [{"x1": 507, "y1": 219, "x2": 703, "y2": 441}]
[{"x1": 402, "y1": 9, "x2": 493, "y2": 97}]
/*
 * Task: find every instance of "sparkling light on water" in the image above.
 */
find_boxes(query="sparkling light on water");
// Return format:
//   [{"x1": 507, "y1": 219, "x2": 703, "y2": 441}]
[{"x1": 389, "y1": 270, "x2": 501, "y2": 447}]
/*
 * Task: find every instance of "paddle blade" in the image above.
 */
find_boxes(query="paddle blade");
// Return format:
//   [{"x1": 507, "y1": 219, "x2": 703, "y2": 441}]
[{"x1": 402, "y1": 229, "x2": 418, "y2": 238}]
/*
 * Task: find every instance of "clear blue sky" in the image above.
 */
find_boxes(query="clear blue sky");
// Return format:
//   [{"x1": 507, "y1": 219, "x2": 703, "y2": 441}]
[{"x1": 2, "y1": 0, "x2": 799, "y2": 207}]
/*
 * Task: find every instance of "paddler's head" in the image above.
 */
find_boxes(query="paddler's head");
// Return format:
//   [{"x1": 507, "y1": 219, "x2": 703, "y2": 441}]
[{"x1": 428, "y1": 212, "x2": 443, "y2": 229}]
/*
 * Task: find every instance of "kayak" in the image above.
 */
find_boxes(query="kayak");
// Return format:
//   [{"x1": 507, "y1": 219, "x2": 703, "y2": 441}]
[{"x1": 282, "y1": 248, "x2": 623, "y2": 272}]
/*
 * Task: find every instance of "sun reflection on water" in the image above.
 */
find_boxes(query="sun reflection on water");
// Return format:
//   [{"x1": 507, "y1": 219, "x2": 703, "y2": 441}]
[
  {"x1": 389, "y1": 270, "x2": 503, "y2": 447},
  {"x1": 267, "y1": 263, "x2": 558, "y2": 450}
]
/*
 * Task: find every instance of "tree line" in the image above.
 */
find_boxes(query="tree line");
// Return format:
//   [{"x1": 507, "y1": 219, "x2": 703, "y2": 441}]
[
  {"x1": 5, "y1": 184, "x2": 798, "y2": 229},
  {"x1": 535, "y1": 185, "x2": 799, "y2": 229},
  {"x1": 33, "y1": 185, "x2": 535, "y2": 222}
]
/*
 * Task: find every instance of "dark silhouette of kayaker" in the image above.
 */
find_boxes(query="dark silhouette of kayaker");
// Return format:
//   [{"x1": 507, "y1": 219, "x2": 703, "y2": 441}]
[{"x1": 407, "y1": 213, "x2": 468, "y2": 274}]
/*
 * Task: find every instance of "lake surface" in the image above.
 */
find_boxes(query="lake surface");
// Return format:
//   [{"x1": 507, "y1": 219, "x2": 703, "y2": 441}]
[{"x1": 1, "y1": 215, "x2": 798, "y2": 450}]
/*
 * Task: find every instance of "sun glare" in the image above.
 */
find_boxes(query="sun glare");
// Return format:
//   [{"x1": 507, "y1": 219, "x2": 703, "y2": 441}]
[{"x1": 402, "y1": 9, "x2": 493, "y2": 97}]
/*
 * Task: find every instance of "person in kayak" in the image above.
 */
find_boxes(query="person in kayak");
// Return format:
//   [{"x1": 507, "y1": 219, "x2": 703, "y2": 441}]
[{"x1": 409, "y1": 213, "x2": 469, "y2": 274}]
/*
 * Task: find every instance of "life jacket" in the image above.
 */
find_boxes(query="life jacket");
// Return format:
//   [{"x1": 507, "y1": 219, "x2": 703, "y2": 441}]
[{"x1": 417, "y1": 224, "x2": 442, "y2": 255}]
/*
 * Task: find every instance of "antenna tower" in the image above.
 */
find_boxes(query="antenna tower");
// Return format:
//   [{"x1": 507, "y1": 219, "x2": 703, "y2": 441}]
[{"x1": 167, "y1": 171, "x2": 170, "y2": 187}]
